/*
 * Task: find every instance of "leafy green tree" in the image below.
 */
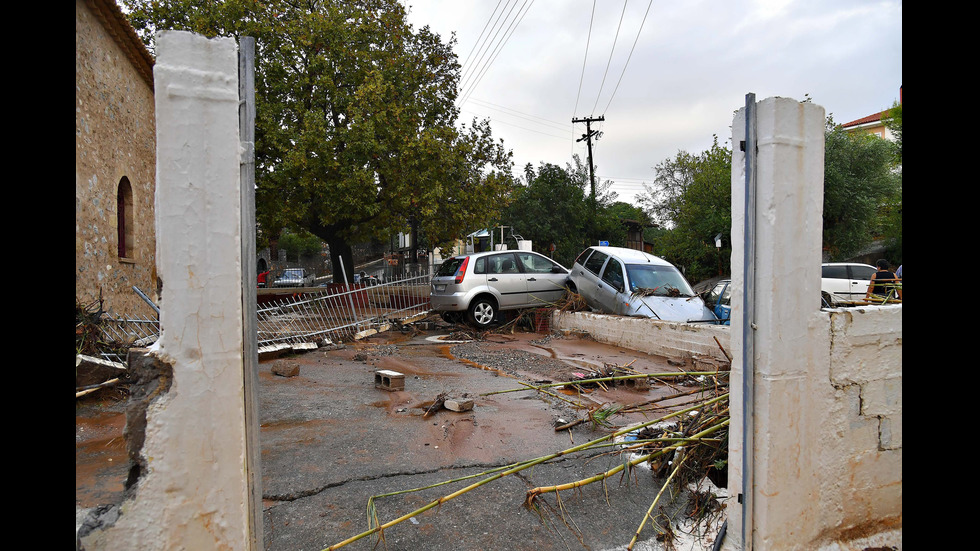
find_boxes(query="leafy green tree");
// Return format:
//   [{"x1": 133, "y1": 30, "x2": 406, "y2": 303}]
[
  {"x1": 822, "y1": 117, "x2": 901, "y2": 260},
  {"x1": 880, "y1": 101, "x2": 902, "y2": 264},
  {"x1": 501, "y1": 161, "x2": 590, "y2": 267},
  {"x1": 640, "y1": 137, "x2": 732, "y2": 283},
  {"x1": 278, "y1": 229, "x2": 323, "y2": 262},
  {"x1": 123, "y1": 0, "x2": 513, "y2": 282}
]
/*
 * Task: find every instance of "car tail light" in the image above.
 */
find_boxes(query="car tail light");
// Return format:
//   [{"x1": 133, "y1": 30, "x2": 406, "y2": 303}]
[{"x1": 454, "y1": 257, "x2": 469, "y2": 284}]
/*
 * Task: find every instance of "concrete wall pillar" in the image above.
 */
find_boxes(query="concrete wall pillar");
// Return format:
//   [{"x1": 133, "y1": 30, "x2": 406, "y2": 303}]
[
  {"x1": 82, "y1": 31, "x2": 250, "y2": 550},
  {"x1": 727, "y1": 97, "x2": 826, "y2": 549}
]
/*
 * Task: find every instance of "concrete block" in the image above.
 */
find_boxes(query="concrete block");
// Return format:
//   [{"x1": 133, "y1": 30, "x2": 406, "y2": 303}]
[
  {"x1": 375, "y1": 369, "x2": 405, "y2": 391},
  {"x1": 444, "y1": 399, "x2": 474, "y2": 412}
]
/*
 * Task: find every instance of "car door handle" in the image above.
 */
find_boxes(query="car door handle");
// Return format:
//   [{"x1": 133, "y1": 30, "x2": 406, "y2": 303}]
[{"x1": 527, "y1": 277, "x2": 537, "y2": 281}]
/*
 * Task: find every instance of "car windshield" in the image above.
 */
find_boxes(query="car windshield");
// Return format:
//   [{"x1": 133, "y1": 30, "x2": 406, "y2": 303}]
[
  {"x1": 283, "y1": 269, "x2": 302, "y2": 277},
  {"x1": 436, "y1": 257, "x2": 465, "y2": 277},
  {"x1": 625, "y1": 264, "x2": 696, "y2": 296}
]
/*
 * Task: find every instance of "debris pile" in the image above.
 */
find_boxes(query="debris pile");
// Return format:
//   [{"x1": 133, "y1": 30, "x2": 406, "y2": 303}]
[{"x1": 327, "y1": 368, "x2": 730, "y2": 551}]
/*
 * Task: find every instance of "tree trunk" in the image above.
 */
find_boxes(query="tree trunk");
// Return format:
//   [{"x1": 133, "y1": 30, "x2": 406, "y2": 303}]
[{"x1": 327, "y1": 235, "x2": 355, "y2": 284}]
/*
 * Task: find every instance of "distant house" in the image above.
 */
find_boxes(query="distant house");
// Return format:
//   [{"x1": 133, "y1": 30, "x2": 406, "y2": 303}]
[
  {"x1": 76, "y1": 0, "x2": 158, "y2": 315},
  {"x1": 841, "y1": 86, "x2": 901, "y2": 141}
]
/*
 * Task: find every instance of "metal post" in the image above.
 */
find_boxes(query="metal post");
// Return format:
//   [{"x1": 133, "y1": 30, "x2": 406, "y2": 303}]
[
  {"x1": 238, "y1": 36, "x2": 263, "y2": 551},
  {"x1": 741, "y1": 92, "x2": 758, "y2": 551}
]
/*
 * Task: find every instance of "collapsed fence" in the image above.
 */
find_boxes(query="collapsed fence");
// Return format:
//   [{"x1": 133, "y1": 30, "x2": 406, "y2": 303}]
[
  {"x1": 87, "y1": 272, "x2": 432, "y2": 363},
  {"x1": 256, "y1": 271, "x2": 431, "y2": 347}
]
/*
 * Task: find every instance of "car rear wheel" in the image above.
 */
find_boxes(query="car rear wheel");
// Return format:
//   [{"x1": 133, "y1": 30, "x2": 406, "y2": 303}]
[{"x1": 467, "y1": 297, "x2": 497, "y2": 329}]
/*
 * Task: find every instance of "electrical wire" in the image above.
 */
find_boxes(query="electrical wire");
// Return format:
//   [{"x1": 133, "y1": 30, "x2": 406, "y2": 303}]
[
  {"x1": 458, "y1": 0, "x2": 523, "y2": 97},
  {"x1": 458, "y1": 0, "x2": 505, "y2": 72},
  {"x1": 572, "y1": 0, "x2": 597, "y2": 118},
  {"x1": 458, "y1": 0, "x2": 534, "y2": 107},
  {"x1": 601, "y1": 0, "x2": 654, "y2": 114},
  {"x1": 591, "y1": 0, "x2": 629, "y2": 116}
]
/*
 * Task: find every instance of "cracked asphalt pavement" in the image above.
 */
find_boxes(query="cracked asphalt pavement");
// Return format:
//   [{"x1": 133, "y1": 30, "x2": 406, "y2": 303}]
[{"x1": 260, "y1": 323, "x2": 720, "y2": 551}]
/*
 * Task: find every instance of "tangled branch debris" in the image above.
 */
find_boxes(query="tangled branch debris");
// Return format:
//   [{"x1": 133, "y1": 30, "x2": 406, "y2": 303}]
[{"x1": 325, "y1": 384, "x2": 730, "y2": 551}]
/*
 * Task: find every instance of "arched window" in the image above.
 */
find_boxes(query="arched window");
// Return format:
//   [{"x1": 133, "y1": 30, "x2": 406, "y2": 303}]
[{"x1": 117, "y1": 177, "x2": 134, "y2": 259}]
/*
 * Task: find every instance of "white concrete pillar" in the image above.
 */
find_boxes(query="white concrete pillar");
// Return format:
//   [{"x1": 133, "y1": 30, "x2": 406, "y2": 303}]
[
  {"x1": 727, "y1": 97, "x2": 825, "y2": 550},
  {"x1": 88, "y1": 31, "x2": 250, "y2": 550}
]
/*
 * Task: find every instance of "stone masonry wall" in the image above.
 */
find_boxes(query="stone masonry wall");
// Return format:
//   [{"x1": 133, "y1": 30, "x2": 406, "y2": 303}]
[{"x1": 76, "y1": 0, "x2": 158, "y2": 316}]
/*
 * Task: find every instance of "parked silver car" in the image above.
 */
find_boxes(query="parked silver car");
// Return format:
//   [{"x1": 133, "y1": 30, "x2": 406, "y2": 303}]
[
  {"x1": 568, "y1": 246, "x2": 716, "y2": 322},
  {"x1": 430, "y1": 250, "x2": 571, "y2": 328},
  {"x1": 273, "y1": 268, "x2": 315, "y2": 288}
]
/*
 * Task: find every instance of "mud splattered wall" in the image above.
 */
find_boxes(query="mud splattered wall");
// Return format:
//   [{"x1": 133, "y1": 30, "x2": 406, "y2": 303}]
[{"x1": 76, "y1": 0, "x2": 157, "y2": 316}]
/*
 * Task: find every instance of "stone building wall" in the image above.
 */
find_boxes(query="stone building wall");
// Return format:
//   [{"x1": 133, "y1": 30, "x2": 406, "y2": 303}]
[{"x1": 76, "y1": 0, "x2": 158, "y2": 316}]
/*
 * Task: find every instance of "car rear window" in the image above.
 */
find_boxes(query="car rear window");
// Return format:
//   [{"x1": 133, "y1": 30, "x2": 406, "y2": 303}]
[
  {"x1": 574, "y1": 248, "x2": 594, "y2": 267},
  {"x1": 436, "y1": 257, "x2": 465, "y2": 277},
  {"x1": 583, "y1": 250, "x2": 608, "y2": 275}
]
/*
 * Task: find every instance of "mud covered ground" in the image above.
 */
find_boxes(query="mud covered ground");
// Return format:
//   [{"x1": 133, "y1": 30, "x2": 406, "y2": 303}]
[{"x1": 77, "y1": 320, "x2": 728, "y2": 550}]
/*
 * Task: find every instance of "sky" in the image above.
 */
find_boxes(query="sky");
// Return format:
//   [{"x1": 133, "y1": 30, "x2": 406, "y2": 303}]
[{"x1": 402, "y1": 0, "x2": 902, "y2": 205}]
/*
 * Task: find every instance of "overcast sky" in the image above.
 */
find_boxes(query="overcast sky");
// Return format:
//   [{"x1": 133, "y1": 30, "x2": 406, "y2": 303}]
[{"x1": 402, "y1": 0, "x2": 902, "y2": 204}]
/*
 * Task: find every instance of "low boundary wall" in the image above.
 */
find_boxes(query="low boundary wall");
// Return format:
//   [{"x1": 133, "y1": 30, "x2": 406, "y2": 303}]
[
  {"x1": 551, "y1": 305, "x2": 902, "y2": 550},
  {"x1": 552, "y1": 311, "x2": 732, "y2": 363}
]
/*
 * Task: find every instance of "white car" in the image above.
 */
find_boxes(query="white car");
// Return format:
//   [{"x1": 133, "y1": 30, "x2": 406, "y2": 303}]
[
  {"x1": 821, "y1": 263, "x2": 877, "y2": 305},
  {"x1": 568, "y1": 246, "x2": 716, "y2": 323}
]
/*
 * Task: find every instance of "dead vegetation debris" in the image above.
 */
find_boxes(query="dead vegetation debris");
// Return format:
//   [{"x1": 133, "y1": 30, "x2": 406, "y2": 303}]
[{"x1": 327, "y1": 368, "x2": 730, "y2": 551}]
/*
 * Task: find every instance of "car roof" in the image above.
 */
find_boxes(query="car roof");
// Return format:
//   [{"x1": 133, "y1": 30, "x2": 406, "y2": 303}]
[
  {"x1": 450, "y1": 249, "x2": 568, "y2": 267},
  {"x1": 586, "y1": 246, "x2": 672, "y2": 266},
  {"x1": 821, "y1": 262, "x2": 875, "y2": 268}
]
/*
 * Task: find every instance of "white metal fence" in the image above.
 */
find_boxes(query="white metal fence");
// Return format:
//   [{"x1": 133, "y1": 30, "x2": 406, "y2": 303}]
[
  {"x1": 95, "y1": 272, "x2": 431, "y2": 360},
  {"x1": 256, "y1": 272, "x2": 431, "y2": 346}
]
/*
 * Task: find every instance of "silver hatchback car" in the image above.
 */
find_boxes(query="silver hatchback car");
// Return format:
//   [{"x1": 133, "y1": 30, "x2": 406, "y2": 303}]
[{"x1": 430, "y1": 250, "x2": 571, "y2": 328}]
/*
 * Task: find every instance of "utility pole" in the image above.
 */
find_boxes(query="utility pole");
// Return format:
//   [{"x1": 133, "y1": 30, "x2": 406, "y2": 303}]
[{"x1": 572, "y1": 115, "x2": 604, "y2": 239}]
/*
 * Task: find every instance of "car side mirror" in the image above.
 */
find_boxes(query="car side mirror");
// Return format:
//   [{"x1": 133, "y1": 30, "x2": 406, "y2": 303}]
[{"x1": 552, "y1": 266, "x2": 567, "y2": 274}]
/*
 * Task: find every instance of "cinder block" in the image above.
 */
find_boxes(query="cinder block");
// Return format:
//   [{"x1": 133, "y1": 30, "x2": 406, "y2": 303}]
[{"x1": 374, "y1": 369, "x2": 405, "y2": 391}]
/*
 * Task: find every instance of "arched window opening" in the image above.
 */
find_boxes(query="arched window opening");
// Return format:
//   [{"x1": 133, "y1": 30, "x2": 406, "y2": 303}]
[{"x1": 117, "y1": 177, "x2": 134, "y2": 259}]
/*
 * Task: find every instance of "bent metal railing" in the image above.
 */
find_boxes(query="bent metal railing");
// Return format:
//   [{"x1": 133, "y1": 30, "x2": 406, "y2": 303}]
[
  {"x1": 256, "y1": 272, "x2": 431, "y2": 347},
  {"x1": 95, "y1": 272, "x2": 431, "y2": 360}
]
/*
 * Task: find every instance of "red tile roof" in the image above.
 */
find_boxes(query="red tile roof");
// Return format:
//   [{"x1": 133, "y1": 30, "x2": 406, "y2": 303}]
[{"x1": 841, "y1": 111, "x2": 884, "y2": 128}]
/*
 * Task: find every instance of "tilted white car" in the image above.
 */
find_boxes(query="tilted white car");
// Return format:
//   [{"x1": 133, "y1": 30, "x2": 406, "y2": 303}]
[
  {"x1": 568, "y1": 246, "x2": 716, "y2": 323},
  {"x1": 430, "y1": 250, "x2": 571, "y2": 328}
]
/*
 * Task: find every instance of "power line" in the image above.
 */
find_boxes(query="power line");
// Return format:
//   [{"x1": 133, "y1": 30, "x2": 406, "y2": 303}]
[
  {"x1": 458, "y1": 0, "x2": 523, "y2": 97},
  {"x1": 458, "y1": 0, "x2": 505, "y2": 71},
  {"x1": 572, "y1": 0, "x2": 596, "y2": 118},
  {"x1": 591, "y1": 0, "x2": 629, "y2": 116},
  {"x1": 601, "y1": 0, "x2": 655, "y2": 114},
  {"x1": 468, "y1": 97, "x2": 573, "y2": 132},
  {"x1": 458, "y1": 0, "x2": 534, "y2": 106},
  {"x1": 460, "y1": 108, "x2": 571, "y2": 140}
]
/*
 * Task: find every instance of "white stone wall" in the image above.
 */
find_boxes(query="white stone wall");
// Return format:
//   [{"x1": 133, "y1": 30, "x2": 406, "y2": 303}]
[
  {"x1": 722, "y1": 97, "x2": 901, "y2": 550},
  {"x1": 553, "y1": 311, "x2": 732, "y2": 363}
]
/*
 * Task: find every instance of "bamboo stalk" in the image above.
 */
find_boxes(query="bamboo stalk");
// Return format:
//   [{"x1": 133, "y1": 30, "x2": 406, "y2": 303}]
[
  {"x1": 480, "y1": 372, "x2": 722, "y2": 396},
  {"x1": 524, "y1": 419, "x2": 729, "y2": 501},
  {"x1": 627, "y1": 451, "x2": 691, "y2": 550},
  {"x1": 325, "y1": 394, "x2": 728, "y2": 550}
]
